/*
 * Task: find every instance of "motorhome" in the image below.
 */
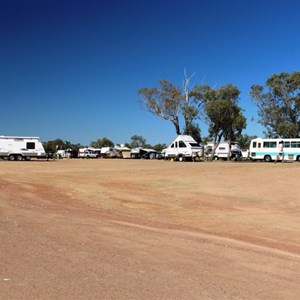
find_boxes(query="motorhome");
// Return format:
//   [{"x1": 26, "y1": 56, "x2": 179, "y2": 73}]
[
  {"x1": 204, "y1": 141, "x2": 242, "y2": 160},
  {"x1": 0, "y1": 136, "x2": 46, "y2": 161},
  {"x1": 249, "y1": 138, "x2": 300, "y2": 162},
  {"x1": 163, "y1": 135, "x2": 202, "y2": 161}
]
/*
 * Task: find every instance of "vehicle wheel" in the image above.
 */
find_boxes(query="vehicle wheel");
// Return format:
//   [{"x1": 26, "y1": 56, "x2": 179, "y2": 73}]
[
  {"x1": 264, "y1": 155, "x2": 272, "y2": 162},
  {"x1": 9, "y1": 155, "x2": 15, "y2": 161},
  {"x1": 178, "y1": 156, "x2": 184, "y2": 162},
  {"x1": 25, "y1": 156, "x2": 31, "y2": 161},
  {"x1": 16, "y1": 155, "x2": 23, "y2": 161},
  {"x1": 214, "y1": 156, "x2": 218, "y2": 160},
  {"x1": 296, "y1": 156, "x2": 300, "y2": 162}
]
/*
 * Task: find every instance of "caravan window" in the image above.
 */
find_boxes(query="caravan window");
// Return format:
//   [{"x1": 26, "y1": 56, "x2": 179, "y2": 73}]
[
  {"x1": 189, "y1": 142, "x2": 200, "y2": 147},
  {"x1": 179, "y1": 141, "x2": 187, "y2": 148},
  {"x1": 26, "y1": 142, "x2": 35, "y2": 149}
]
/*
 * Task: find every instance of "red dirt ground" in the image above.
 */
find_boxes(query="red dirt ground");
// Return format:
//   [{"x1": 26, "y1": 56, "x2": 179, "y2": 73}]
[{"x1": 1, "y1": 159, "x2": 300, "y2": 299}]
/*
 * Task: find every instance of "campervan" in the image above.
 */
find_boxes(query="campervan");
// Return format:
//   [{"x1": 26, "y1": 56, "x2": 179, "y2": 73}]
[
  {"x1": 0, "y1": 136, "x2": 46, "y2": 161},
  {"x1": 204, "y1": 141, "x2": 242, "y2": 160},
  {"x1": 163, "y1": 135, "x2": 202, "y2": 161}
]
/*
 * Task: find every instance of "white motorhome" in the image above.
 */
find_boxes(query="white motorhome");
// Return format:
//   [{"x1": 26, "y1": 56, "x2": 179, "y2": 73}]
[
  {"x1": 0, "y1": 136, "x2": 46, "y2": 161},
  {"x1": 204, "y1": 141, "x2": 242, "y2": 160},
  {"x1": 163, "y1": 135, "x2": 202, "y2": 161}
]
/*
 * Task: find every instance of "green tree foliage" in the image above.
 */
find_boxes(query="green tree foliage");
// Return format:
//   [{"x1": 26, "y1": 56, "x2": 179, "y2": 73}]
[
  {"x1": 184, "y1": 123, "x2": 201, "y2": 143},
  {"x1": 250, "y1": 71, "x2": 300, "y2": 138},
  {"x1": 192, "y1": 84, "x2": 246, "y2": 159},
  {"x1": 90, "y1": 137, "x2": 114, "y2": 148},
  {"x1": 43, "y1": 139, "x2": 81, "y2": 153},
  {"x1": 182, "y1": 105, "x2": 201, "y2": 141},
  {"x1": 152, "y1": 143, "x2": 167, "y2": 152},
  {"x1": 130, "y1": 135, "x2": 146, "y2": 148},
  {"x1": 138, "y1": 80, "x2": 184, "y2": 135},
  {"x1": 236, "y1": 134, "x2": 257, "y2": 150},
  {"x1": 200, "y1": 84, "x2": 246, "y2": 143}
]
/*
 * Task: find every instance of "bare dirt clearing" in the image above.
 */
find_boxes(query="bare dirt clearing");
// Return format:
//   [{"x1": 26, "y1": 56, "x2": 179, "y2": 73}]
[{"x1": 1, "y1": 159, "x2": 300, "y2": 299}]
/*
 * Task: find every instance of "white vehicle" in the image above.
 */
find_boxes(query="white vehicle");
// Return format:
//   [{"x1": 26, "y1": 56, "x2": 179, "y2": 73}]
[
  {"x1": 249, "y1": 138, "x2": 300, "y2": 162},
  {"x1": 78, "y1": 148, "x2": 98, "y2": 159},
  {"x1": 163, "y1": 135, "x2": 202, "y2": 161},
  {"x1": 204, "y1": 141, "x2": 242, "y2": 160},
  {"x1": 0, "y1": 136, "x2": 46, "y2": 161}
]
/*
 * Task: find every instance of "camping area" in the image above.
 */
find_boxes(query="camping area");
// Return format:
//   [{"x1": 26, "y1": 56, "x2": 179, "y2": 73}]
[{"x1": 1, "y1": 159, "x2": 300, "y2": 299}]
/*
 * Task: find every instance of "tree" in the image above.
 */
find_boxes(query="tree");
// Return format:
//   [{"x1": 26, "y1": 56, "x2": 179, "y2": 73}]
[
  {"x1": 90, "y1": 137, "x2": 114, "y2": 148},
  {"x1": 129, "y1": 135, "x2": 146, "y2": 148},
  {"x1": 138, "y1": 79, "x2": 184, "y2": 135},
  {"x1": 152, "y1": 143, "x2": 167, "y2": 152},
  {"x1": 236, "y1": 134, "x2": 257, "y2": 150},
  {"x1": 250, "y1": 71, "x2": 300, "y2": 138},
  {"x1": 201, "y1": 84, "x2": 246, "y2": 159},
  {"x1": 43, "y1": 139, "x2": 82, "y2": 153},
  {"x1": 182, "y1": 70, "x2": 201, "y2": 141}
]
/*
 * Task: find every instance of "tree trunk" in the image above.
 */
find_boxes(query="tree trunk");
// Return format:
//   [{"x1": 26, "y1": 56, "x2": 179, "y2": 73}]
[
  {"x1": 172, "y1": 117, "x2": 181, "y2": 135},
  {"x1": 227, "y1": 140, "x2": 232, "y2": 160}
]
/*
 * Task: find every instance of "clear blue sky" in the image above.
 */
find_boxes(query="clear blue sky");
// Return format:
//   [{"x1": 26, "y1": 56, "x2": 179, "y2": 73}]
[{"x1": 1, "y1": 0, "x2": 300, "y2": 146}]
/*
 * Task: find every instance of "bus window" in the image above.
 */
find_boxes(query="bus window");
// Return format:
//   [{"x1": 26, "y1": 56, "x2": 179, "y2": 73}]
[
  {"x1": 253, "y1": 142, "x2": 257, "y2": 148},
  {"x1": 291, "y1": 141, "x2": 300, "y2": 148},
  {"x1": 284, "y1": 141, "x2": 290, "y2": 148},
  {"x1": 258, "y1": 143, "x2": 261, "y2": 148},
  {"x1": 263, "y1": 141, "x2": 276, "y2": 148}
]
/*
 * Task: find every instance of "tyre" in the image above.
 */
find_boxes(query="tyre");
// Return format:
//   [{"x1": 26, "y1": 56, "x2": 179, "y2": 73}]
[
  {"x1": 264, "y1": 155, "x2": 272, "y2": 162},
  {"x1": 16, "y1": 155, "x2": 23, "y2": 161},
  {"x1": 214, "y1": 156, "x2": 218, "y2": 160},
  {"x1": 178, "y1": 156, "x2": 184, "y2": 162},
  {"x1": 9, "y1": 155, "x2": 15, "y2": 161}
]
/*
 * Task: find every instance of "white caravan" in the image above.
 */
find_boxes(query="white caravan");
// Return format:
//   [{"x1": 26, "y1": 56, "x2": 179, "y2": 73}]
[
  {"x1": 0, "y1": 136, "x2": 46, "y2": 161},
  {"x1": 204, "y1": 141, "x2": 242, "y2": 160},
  {"x1": 163, "y1": 135, "x2": 202, "y2": 161}
]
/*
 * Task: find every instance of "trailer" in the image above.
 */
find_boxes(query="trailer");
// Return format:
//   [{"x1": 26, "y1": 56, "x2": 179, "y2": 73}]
[
  {"x1": 204, "y1": 141, "x2": 242, "y2": 160},
  {"x1": 0, "y1": 136, "x2": 46, "y2": 161}
]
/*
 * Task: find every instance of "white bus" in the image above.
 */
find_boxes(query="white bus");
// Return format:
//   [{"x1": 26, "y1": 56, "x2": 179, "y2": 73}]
[{"x1": 249, "y1": 138, "x2": 300, "y2": 162}]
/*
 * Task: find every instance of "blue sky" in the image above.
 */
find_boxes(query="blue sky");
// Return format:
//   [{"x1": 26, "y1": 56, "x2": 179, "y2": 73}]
[{"x1": 1, "y1": 0, "x2": 300, "y2": 146}]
